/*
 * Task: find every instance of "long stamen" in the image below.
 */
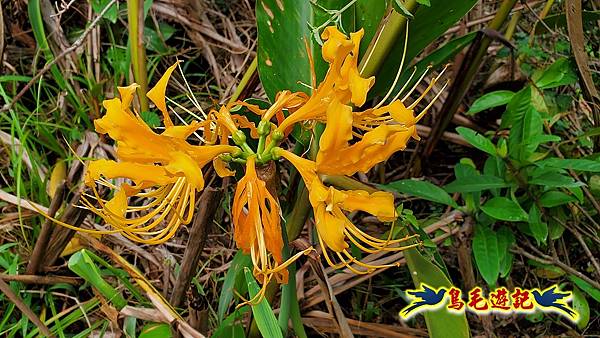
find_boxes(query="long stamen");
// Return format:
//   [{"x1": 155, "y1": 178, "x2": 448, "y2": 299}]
[
  {"x1": 374, "y1": 21, "x2": 410, "y2": 109},
  {"x1": 401, "y1": 65, "x2": 432, "y2": 102}
]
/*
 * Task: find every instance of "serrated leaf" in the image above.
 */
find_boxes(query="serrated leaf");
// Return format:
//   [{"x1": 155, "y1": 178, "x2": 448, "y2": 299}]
[
  {"x1": 456, "y1": 127, "x2": 496, "y2": 156},
  {"x1": 467, "y1": 90, "x2": 514, "y2": 114},
  {"x1": 383, "y1": 179, "x2": 458, "y2": 208},
  {"x1": 444, "y1": 175, "x2": 510, "y2": 193},
  {"x1": 473, "y1": 225, "x2": 500, "y2": 286},
  {"x1": 481, "y1": 197, "x2": 528, "y2": 222}
]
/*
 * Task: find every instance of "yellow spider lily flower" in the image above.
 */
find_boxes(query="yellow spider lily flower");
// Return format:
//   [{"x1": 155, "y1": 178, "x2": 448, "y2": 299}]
[
  {"x1": 275, "y1": 149, "x2": 419, "y2": 274},
  {"x1": 44, "y1": 63, "x2": 237, "y2": 244},
  {"x1": 275, "y1": 26, "x2": 446, "y2": 176},
  {"x1": 233, "y1": 156, "x2": 312, "y2": 303}
]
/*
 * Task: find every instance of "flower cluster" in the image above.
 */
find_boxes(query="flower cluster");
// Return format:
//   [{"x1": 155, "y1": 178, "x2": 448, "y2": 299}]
[{"x1": 51, "y1": 26, "x2": 446, "y2": 303}]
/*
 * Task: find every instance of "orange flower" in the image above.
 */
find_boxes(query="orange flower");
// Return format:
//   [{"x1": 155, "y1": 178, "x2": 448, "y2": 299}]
[
  {"x1": 275, "y1": 149, "x2": 419, "y2": 274},
  {"x1": 46, "y1": 63, "x2": 238, "y2": 244},
  {"x1": 233, "y1": 156, "x2": 311, "y2": 302}
]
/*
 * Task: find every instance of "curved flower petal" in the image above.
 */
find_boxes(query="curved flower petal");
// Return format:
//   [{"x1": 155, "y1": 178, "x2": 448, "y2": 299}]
[{"x1": 146, "y1": 61, "x2": 181, "y2": 127}]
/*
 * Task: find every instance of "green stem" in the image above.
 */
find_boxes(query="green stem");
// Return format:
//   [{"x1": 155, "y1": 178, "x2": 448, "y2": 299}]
[
  {"x1": 358, "y1": 0, "x2": 417, "y2": 77},
  {"x1": 229, "y1": 56, "x2": 258, "y2": 104},
  {"x1": 127, "y1": 0, "x2": 148, "y2": 112}
]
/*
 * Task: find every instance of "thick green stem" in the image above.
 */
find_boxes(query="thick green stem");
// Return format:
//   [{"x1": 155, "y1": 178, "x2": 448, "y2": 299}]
[
  {"x1": 127, "y1": 0, "x2": 148, "y2": 112},
  {"x1": 229, "y1": 56, "x2": 258, "y2": 104},
  {"x1": 358, "y1": 0, "x2": 417, "y2": 77}
]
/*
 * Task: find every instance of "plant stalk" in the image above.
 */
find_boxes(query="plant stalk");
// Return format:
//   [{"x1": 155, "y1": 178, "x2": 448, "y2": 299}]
[{"x1": 127, "y1": 0, "x2": 148, "y2": 112}]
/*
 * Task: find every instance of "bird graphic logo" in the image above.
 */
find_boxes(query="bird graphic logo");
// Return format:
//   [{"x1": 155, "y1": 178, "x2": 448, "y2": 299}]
[
  {"x1": 532, "y1": 285, "x2": 578, "y2": 321},
  {"x1": 400, "y1": 284, "x2": 447, "y2": 319}
]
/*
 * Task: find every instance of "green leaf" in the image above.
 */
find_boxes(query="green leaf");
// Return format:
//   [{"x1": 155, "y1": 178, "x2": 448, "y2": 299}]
[
  {"x1": 92, "y1": 0, "x2": 119, "y2": 23},
  {"x1": 383, "y1": 179, "x2": 458, "y2": 208},
  {"x1": 140, "y1": 111, "x2": 161, "y2": 128},
  {"x1": 529, "y1": 173, "x2": 584, "y2": 188},
  {"x1": 372, "y1": 0, "x2": 477, "y2": 96},
  {"x1": 508, "y1": 106, "x2": 543, "y2": 162},
  {"x1": 467, "y1": 90, "x2": 514, "y2": 115},
  {"x1": 256, "y1": 0, "x2": 351, "y2": 100},
  {"x1": 481, "y1": 197, "x2": 528, "y2": 222},
  {"x1": 444, "y1": 175, "x2": 510, "y2": 193},
  {"x1": 243, "y1": 268, "x2": 283, "y2": 338},
  {"x1": 68, "y1": 250, "x2": 127, "y2": 310},
  {"x1": 400, "y1": 217, "x2": 470, "y2": 337},
  {"x1": 139, "y1": 323, "x2": 172, "y2": 338},
  {"x1": 212, "y1": 308, "x2": 249, "y2": 338},
  {"x1": 218, "y1": 251, "x2": 252, "y2": 323},
  {"x1": 390, "y1": 0, "x2": 414, "y2": 18},
  {"x1": 528, "y1": 205, "x2": 547, "y2": 245},
  {"x1": 571, "y1": 286, "x2": 590, "y2": 330},
  {"x1": 496, "y1": 227, "x2": 515, "y2": 278},
  {"x1": 416, "y1": 0, "x2": 431, "y2": 5},
  {"x1": 537, "y1": 158, "x2": 600, "y2": 172},
  {"x1": 539, "y1": 190, "x2": 577, "y2": 208},
  {"x1": 387, "y1": 33, "x2": 477, "y2": 100},
  {"x1": 502, "y1": 86, "x2": 531, "y2": 129},
  {"x1": 534, "y1": 58, "x2": 578, "y2": 89},
  {"x1": 456, "y1": 127, "x2": 496, "y2": 156},
  {"x1": 569, "y1": 275, "x2": 600, "y2": 303},
  {"x1": 472, "y1": 225, "x2": 500, "y2": 286}
]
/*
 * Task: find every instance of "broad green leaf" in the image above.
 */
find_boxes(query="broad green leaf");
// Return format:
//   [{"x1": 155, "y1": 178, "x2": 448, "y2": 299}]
[
  {"x1": 400, "y1": 217, "x2": 470, "y2": 337},
  {"x1": 467, "y1": 90, "x2": 514, "y2": 114},
  {"x1": 529, "y1": 173, "x2": 584, "y2": 188},
  {"x1": 569, "y1": 275, "x2": 600, "y2": 303},
  {"x1": 502, "y1": 86, "x2": 531, "y2": 128},
  {"x1": 355, "y1": 0, "x2": 388, "y2": 58},
  {"x1": 481, "y1": 197, "x2": 528, "y2": 222},
  {"x1": 534, "y1": 58, "x2": 578, "y2": 89},
  {"x1": 372, "y1": 0, "x2": 477, "y2": 96},
  {"x1": 496, "y1": 227, "x2": 515, "y2": 278},
  {"x1": 218, "y1": 252, "x2": 253, "y2": 323},
  {"x1": 256, "y1": 0, "x2": 333, "y2": 99},
  {"x1": 539, "y1": 190, "x2": 577, "y2": 208},
  {"x1": 456, "y1": 127, "x2": 496, "y2": 156},
  {"x1": 528, "y1": 205, "x2": 547, "y2": 245},
  {"x1": 243, "y1": 268, "x2": 283, "y2": 338},
  {"x1": 256, "y1": 0, "x2": 382, "y2": 100},
  {"x1": 444, "y1": 175, "x2": 510, "y2": 193},
  {"x1": 572, "y1": 286, "x2": 590, "y2": 330},
  {"x1": 472, "y1": 225, "x2": 500, "y2": 286},
  {"x1": 139, "y1": 323, "x2": 172, "y2": 338},
  {"x1": 383, "y1": 179, "x2": 458, "y2": 208},
  {"x1": 537, "y1": 158, "x2": 600, "y2": 172},
  {"x1": 508, "y1": 106, "x2": 543, "y2": 162}
]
